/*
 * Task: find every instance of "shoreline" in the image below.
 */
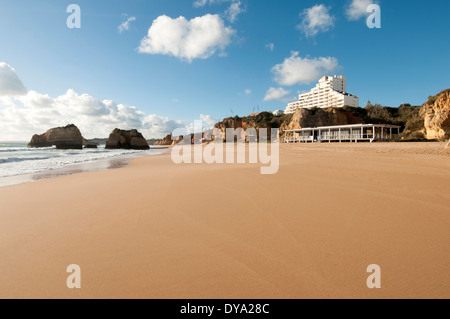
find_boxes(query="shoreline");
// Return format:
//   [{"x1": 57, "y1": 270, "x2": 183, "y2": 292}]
[
  {"x1": 1, "y1": 142, "x2": 448, "y2": 188},
  {"x1": 0, "y1": 146, "x2": 171, "y2": 188},
  {"x1": 0, "y1": 157, "x2": 130, "y2": 188}
]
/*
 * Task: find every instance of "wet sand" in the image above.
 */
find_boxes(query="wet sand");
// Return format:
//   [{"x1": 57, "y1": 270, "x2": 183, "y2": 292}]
[
  {"x1": 0, "y1": 158, "x2": 130, "y2": 188},
  {"x1": 0, "y1": 142, "x2": 449, "y2": 299}
]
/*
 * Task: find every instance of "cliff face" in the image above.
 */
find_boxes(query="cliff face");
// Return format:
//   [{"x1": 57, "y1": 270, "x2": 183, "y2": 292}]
[
  {"x1": 420, "y1": 89, "x2": 450, "y2": 140},
  {"x1": 215, "y1": 116, "x2": 270, "y2": 131},
  {"x1": 215, "y1": 112, "x2": 277, "y2": 141},
  {"x1": 149, "y1": 134, "x2": 182, "y2": 146},
  {"x1": 214, "y1": 109, "x2": 366, "y2": 139},
  {"x1": 149, "y1": 134, "x2": 172, "y2": 146},
  {"x1": 28, "y1": 124, "x2": 83, "y2": 149},
  {"x1": 282, "y1": 107, "x2": 365, "y2": 132},
  {"x1": 208, "y1": 98, "x2": 450, "y2": 142}
]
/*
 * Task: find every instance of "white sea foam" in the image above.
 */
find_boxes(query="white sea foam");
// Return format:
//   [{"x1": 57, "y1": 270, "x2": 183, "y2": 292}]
[{"x1": 0, "y1": 143, "x2": 163, "y2": 178}]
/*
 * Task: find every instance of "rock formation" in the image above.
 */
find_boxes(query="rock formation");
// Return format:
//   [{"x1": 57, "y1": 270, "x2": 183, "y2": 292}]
[
  {"x1": 420, "y1": 89, "x2": 450, "y2": 140},
  {"x1": 85, "y1": 138, "x2": 108, "y2": 145},
  {"x1": 149, "y1": 134, "x2": 182, "y2": 146},
  {"x1": 281, "y1": 107, "x2": 365, "y2": 132},
  {"x1": 215, "y1": 112, "x2": 276, "y2": 141},
  {"x1": 28, "y1": 124, "x2": 83, "y2": 149},
  {"x1": 154, "y1": 134, "x2": 173, "y2": 146},
  {"x1": 215, "y1": 117, "x2": 248, "y2": 140},
  {"x1": 446, "y1": 139, "x2": 450, "y2": 149},
  {"x1": 105, "y1": 129, "x2": 150, "y2": 150},
  {"x1": 171, "y1": 135, "x2": 183, "y2": 146},
  {"x1": 84, "y1": 141, "x2": 98, "y2": 149},
  {"x1": 213, "y1": 109, "x2": 366, "y2": 141}
]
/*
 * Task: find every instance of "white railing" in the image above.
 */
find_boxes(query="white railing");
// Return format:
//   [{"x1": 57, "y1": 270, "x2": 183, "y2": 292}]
[{"x1": 284, "y1": 129, "x2": 400, "y2": 143}]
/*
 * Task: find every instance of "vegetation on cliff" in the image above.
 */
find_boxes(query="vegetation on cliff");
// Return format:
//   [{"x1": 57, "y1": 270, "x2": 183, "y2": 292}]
[{"x1": 344, "y1": 103, "x2": 424, "y2": 140}]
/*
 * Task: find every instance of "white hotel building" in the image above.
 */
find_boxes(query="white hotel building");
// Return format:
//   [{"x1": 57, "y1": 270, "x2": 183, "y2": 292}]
[{"x1": 285, "y1": 75, "x2": 359, "y2": 114}]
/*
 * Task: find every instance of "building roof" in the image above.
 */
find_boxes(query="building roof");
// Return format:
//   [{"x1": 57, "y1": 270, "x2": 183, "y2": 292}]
[{"x1": 284, "y1": 124, "x2": 401, "y2": 132}]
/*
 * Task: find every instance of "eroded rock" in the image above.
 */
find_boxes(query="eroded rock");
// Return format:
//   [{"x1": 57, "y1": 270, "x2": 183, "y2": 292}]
[
  {"x1": 420, "y1": 89, "x2": 450, "y2": 140},
  {"x1": 105, "y1": 129, "x2": 150, "y2": 150},
  {"x1": 28, "y1": 124, "x2": 83, "y2": 149}
]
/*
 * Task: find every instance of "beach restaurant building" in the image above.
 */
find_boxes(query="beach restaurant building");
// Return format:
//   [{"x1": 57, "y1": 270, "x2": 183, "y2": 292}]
[{"x1": 283, "y1": 124, "x2": 401, "y2": 143}]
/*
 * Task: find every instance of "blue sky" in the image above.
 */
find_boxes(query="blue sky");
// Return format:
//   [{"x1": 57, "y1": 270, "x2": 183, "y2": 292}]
[{"x1": 0, "y1": 0, "x2": 449, "y2": 140}]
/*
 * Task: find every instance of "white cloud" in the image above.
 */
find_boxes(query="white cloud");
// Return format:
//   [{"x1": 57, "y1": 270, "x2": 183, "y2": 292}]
[
  {"x1": 138, "y1": 14, "x2": 235, "y2": 62},
  {"x1": 297, "y1": 4, "x2": 335, "y2": 38},
  {"x1": 0, "y1": 89, "x2": 146, "y2": 140},
  {"x1": 345, "y1": 0, "x2": 374, "y2": 21},
  {"x1": 200, "y1": 114, "x2": 218, "y2": 130},
  {"x1": 0, "y1": 63, "x2": 27, "y2": 96},
  {"x1": 225, "y1": 1, "x2": 244, "y2": 23},
  {"x1": 266, "y1": 43, "x2": 275, "y2": 51},
  {"x1": 185, "y1": 114, "x2": 218, "y2": 133},
  {"x1": 271, "y1": 51, "x2": 339, "y2": 86},
  {"x1": 0, "y1": 62, "x2": 215, "y2": 141},
  {"x1": 118, "y1": 16, "x2": 136, "y2": 33},
  {"x1": 142, "y1": 114, "x2": 186, "y2": 138},
  {"x1": 263, "y1": 87, "x2": 290, "y2": 101},
  {"x1": 193, "y1": 0, "x2": 245, "y2": 23},
  {"x1": 193, "y1": 0, "x2": 212, "y2": 8},
  {"x1": 244, "y1": 89, "x2": 252, "y2": 95},
  {"x1": 0, "y1": 89, "x2": 213, "y2": 140}
]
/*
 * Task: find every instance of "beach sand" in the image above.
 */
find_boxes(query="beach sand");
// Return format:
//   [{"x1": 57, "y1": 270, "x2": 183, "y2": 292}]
[{"x1": 0, "y1": 142, "x2": 449, "y2": 299}]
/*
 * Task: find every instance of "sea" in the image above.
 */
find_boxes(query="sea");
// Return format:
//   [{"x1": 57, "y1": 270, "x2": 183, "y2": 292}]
[{"x1": 0, "y1": 142, "x2": 167, "y2": 187}]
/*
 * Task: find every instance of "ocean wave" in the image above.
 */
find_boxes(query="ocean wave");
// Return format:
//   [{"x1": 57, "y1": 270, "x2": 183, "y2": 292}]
[
  {"x1": 0, "y1": 147, "x2": 155, "y2": 178},
  {"x1": 0, "y1": 156, "x2": 53, "y2": 164},
  {"x1": 0, "y1": 148, "x2": 30, "y2": 153},
  {"x1": 0, "y1": 147, "x2": 55, "y2": 153}
]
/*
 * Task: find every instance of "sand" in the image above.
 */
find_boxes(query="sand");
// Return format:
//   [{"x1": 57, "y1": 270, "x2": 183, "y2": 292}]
[{"x1": 0, "y1": 142, "x2": 449, "y2": 299}]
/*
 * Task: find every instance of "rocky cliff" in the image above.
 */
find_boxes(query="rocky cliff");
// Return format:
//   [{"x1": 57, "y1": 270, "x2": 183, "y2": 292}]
[
  {"x1": 153, "y1": 134, "x2": 173, "y2": 146},
  {"x1": 420, "y1": 89, "x2": 450, "y2": 140},
  {"x1": 282, "y1": 107, "x2": 365, "y2": 132},
  {"x1": 105, "y1": 129, "x2": 150, "y2": 150},
  {"x1": 214, "y1": 112, "x2": 288, "y2": 141},
  {"x1": 28, "y1": 124, "x2": 83, "y2": 149},
  {"x1": 149, "y1": 134, "x2": 182, "y2": 146},
  {"x1": 220, "y1": 112, "x2": 283, "y2": 130},
  {"x1": 213, "y1": 109, "x2": 366, "y2": 140}
]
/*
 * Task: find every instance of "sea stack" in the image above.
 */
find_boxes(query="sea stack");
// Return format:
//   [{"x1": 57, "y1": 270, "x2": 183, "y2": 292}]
[
  {"x1": 105, "y1": 128, "x2": 150, "y2": 150},
  {"x1": 84, "y1": 141, "x2": 99, "y2": 149},
  {"x1": 28, "y1": 124, "x2": 83, "y2": 149}
]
